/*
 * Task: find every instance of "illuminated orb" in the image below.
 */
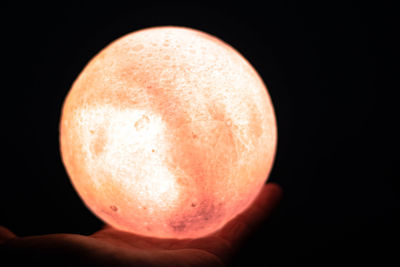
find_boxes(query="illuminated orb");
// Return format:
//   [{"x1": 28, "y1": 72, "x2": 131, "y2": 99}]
[{"x1": 60, "y1": 26, "x2": 277, "y2": 239}]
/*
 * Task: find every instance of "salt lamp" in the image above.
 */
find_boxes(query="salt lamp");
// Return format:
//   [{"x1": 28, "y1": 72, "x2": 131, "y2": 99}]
[{"x1": 60, "y1": 26, "x2": 277, "y2": 239}]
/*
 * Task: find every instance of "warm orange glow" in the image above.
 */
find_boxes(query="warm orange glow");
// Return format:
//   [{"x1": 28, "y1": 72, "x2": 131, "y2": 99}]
[{"x1": 60, "y1": 26, "x2": 277, "y2": 239}]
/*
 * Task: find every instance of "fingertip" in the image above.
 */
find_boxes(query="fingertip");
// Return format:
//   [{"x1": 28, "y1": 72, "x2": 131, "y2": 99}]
[
  {"x1": 216, "y1": 182, "x2": 283, "y2": 244},
  {"x1": 265, "y1": 182, "x2": 283, "y2": 201},
  {"x1": 254, "y1": 182, "x2": 283, "y2": 208},
  {"x1": 101, "y1": 224, "x2": 113, "y2": 230},
  {"x1": 240, "y1": 182, "x2": 282, "y2": 228},
  {"x1": 0, "y1": 226, "x2": 16, "y2": 244}
]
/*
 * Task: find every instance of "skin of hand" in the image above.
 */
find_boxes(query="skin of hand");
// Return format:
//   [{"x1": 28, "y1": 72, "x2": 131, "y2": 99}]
[{"x1": 0, "y1": 183, "x2": 282, "y2": 267}]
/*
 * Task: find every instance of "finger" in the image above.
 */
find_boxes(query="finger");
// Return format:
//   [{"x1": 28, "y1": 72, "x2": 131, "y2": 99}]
[
  {"x1": 101, "y1": 224, "x2": 113, "y2": 230},
  {"x1": 217, "y1": 183, "x2": 283, "y2": 244},
  {"x1": 0, "y1": 226, "x2": 17, "y2": 245},
  {"x1": 240, "y1": 182, "x2": 283, "y2": 227}
]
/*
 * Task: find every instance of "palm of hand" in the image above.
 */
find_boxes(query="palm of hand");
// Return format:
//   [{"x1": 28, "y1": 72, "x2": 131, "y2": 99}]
[{"x1": 0, "y1": 184, "x2": 281, "y2": 267}]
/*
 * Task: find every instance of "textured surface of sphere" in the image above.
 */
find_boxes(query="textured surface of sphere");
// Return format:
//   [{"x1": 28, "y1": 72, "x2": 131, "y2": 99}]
[{"x1": 60, "y1": 26, "x2": 277, "y2": 239}]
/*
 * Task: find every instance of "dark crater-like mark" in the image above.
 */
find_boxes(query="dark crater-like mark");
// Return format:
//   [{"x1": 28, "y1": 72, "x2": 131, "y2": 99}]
[{"x1": 170, "y1": 221, "x2": 186, "y2": 232}]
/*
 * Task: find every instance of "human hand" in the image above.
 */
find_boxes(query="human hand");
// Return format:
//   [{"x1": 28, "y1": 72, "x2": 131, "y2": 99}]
[{"x1": 0, "y1": 183, "x2": 282, "y2": 267}]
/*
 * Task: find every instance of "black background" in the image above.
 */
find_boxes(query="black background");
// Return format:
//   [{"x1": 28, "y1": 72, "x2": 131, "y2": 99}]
[{"x1": 2, "y1": 1, "x2": 397, "y2": 266}]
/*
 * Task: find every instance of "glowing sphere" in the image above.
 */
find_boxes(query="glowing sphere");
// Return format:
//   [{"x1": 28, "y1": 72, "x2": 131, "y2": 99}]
[{"x1": 60, "y1": 26, "x2": 277, "y2": 239}]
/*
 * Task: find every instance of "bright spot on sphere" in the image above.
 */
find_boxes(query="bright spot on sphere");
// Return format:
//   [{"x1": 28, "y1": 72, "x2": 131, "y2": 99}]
[{"x1": 60, "y1": 26, "x2": 277, "y2": 239}]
